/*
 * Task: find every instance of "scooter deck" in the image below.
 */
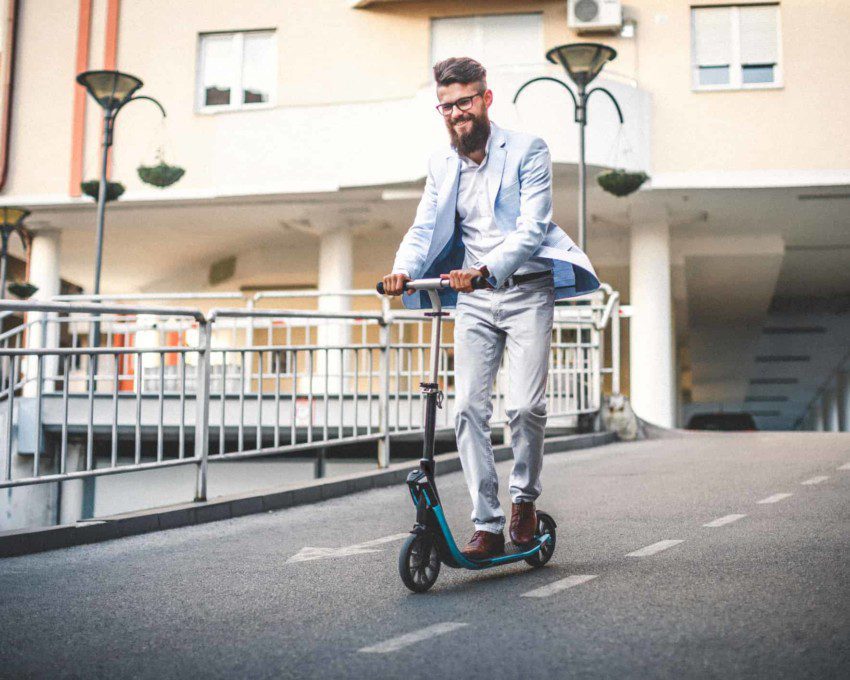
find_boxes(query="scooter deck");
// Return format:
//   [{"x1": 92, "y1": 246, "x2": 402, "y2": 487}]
[
  {"x1": 444, "y1": 534, "x2": 551, "y2": 570},
  {"x1": 502, "y1": 542, "x2": 536, "y2": 556}
]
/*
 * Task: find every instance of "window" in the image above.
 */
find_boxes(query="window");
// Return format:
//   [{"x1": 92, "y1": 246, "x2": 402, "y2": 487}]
[
  {"x1": 430, "y1": 13, "x2": 543, "y2": 77},
  {"x1": 691, "y1": 4, "x2": 781, "y2": 90},
  {"x1": 197, "y1": 30, "x2": 276, "y2": 111}
]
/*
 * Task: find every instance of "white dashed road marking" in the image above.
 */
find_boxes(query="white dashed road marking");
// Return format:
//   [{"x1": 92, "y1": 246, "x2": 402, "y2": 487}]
[
  {"x1": 521, "y1": 574, "x2": 598, "y2": 598},
  {"x1": 757, "y1": 493, "x2": 793, "y2": 504},
  {"x1": 287, "y1": 533, "x2": 409, "y2": 564},
  {"x1": 358, "y1": 622, "x2": 468, "y2": 653},
  {"x1": 703, "y1": 514, "x2": 747, "y2": 528},
  {"x1": 626, "y1": 540, "x2": 684, "y2": 557},
  {"x1": 838, "y1": 463, "x2": 850, "y2": 471},
  {"x1": 801, "y1": 476, "x2": 829, "y2": 485}
]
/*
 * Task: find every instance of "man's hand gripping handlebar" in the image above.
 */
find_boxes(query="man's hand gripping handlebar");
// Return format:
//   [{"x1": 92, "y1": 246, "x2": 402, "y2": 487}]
[{"x1": 377, "y1": 275, "x2": 489, "y2": 295}]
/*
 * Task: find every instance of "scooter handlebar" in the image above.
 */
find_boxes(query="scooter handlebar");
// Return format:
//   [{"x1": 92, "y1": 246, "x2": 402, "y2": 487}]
[{"x1": 377, "y1": 276, "x2": 488, "y2": 295}]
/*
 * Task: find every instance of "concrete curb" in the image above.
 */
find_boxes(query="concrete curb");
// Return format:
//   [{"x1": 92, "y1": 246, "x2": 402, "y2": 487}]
[{"x1": 0, "y1": 431, "x2": 617, "y2": 558}]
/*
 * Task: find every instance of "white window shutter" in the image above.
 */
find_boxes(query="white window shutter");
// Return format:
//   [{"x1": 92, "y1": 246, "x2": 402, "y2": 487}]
[
  {"x1": 431, "y1": 17, "x2": 482, "y2": 67},
  {"x1": 200, "y1": 33, "x2": 237, "y2": 106},
  {"x1": 431, "y1": 14, "x2": 542, "y2": 75},
  {"x1": 739, "y1": 5, "x2": 778, "y2": 64},
  {"x1": 242, "y1": 32, "x2": 275, "y2": 104},
  {"x1": 693, "y1": 6, "x2": 733, "y2": 66},
  {"x1": 480, "y1": 14, "x2": 543, "y2": 69}
]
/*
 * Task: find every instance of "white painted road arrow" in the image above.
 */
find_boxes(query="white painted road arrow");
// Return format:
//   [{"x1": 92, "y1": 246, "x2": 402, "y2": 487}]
[{"x1": 286, "y1": 533, "x2": 410, "y2": 564}]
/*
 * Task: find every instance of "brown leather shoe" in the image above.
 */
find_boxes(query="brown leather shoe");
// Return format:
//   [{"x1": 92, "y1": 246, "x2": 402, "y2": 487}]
[
  {"x1": 510, "y1": 501, "x2": 537, "y2": 545},
  {"x1": 460, "y1": 530, "x2": 505, "y2": 559}
]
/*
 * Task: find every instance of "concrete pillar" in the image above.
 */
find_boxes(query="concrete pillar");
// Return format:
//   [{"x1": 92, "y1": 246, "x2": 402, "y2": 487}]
[
  {"x1": 317, "y1": 228, "x2": 354, "y2": 316},
  {"x1": 24, "y1": 229, "x2": 62, "y2": 396},
  {"x1": 837, "y1": 372, "x2": 850, "y2": 433},
  {"x1": 27, "y1": 228, "x2": 62, "y2": 310},
  {"x1": 823, "y1": 386, "x2": 840, "y2": 432},
  {"x1": 0, "y1": 229, "x2": 64, "y2": 530},
  {"x1": 316, "y1": 228, "x2": 353, "y2": 393},
  {"x1": 629, "y1": 221, "x2": 675, "y2": 428}
]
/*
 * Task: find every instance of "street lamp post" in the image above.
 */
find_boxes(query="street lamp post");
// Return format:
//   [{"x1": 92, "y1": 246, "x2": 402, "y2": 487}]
[
  {"x1": 75, "y1": 70, "x2": 167, "y2": 297},
  {"x1": 76, "y1": 70, "x2": 166, "y2": 354},
  {"x1": 514, "y1": 43, "x2": 622, "y2": 252},
  {"x1": 0, "y1": 206, "x2": 30, "y2": 298}
]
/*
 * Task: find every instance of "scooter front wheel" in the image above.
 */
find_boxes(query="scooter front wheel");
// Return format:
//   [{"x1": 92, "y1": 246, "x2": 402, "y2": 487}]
[
  {"x1": 524, "y1": 512, "x2": 557, "y2": 567},
  {"x1": 399, "y1": 532, "x2": 441, "y2": 593}
]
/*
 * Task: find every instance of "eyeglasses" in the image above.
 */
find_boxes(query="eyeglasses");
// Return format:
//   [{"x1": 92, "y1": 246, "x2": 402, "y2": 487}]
[{"x1": 435, "y1": 92, "x2": 484, "y2": 116}]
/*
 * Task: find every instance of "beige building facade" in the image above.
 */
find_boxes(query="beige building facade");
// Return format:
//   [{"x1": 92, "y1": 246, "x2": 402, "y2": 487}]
[{"x1": 1, "y1": 0, "x2": 849, "y2": 431}]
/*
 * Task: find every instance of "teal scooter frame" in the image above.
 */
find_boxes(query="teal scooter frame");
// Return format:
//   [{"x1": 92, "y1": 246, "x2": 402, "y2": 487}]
[{"x1": 377, "y1": 276, "x2": 556, "y2": 593}]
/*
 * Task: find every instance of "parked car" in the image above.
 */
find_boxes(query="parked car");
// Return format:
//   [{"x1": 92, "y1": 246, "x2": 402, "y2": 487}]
[{"x1": 686, "y1": 412, "x2": 758, "y2": 431}]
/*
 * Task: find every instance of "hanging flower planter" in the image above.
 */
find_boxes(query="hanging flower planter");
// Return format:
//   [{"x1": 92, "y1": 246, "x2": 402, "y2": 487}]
[
  {"x1": 7, "y1": 281, "x2": 38, "y2": 299},
  {"x1": 596, "y1": 169, "x2": 649, "y2": 197},
  {"x1": 81, "y1": 180, "x2": 125, "y2": 202},
  {"x1": 137, "y1": 161, "x2": 185, "y2": 188}
]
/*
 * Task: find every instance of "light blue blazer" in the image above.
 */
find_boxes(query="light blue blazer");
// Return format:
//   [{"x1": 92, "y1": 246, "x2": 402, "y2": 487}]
[{"x1": 392, "y1": 122, "x2": 600, "y2": 309}]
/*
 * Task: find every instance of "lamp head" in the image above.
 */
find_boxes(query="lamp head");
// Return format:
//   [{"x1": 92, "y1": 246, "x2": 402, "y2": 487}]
[
  {"x1": 546, "y1": 43, "x2": 617, "y2": 88},
  {"x1": 76, "y1": 70, "x2": 143, "y2": 110},
  {"x1": 0, "y1": 206, "x2": 30, "y2": 231}
]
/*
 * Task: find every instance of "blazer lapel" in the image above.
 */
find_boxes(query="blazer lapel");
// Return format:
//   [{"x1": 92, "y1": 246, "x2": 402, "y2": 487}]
[
  {"x1": 426, "y1": 154, "x2": 461, "y2": 261},
  {"x1": 486, "y1": 126, "x2": 508, "y2": 216}
]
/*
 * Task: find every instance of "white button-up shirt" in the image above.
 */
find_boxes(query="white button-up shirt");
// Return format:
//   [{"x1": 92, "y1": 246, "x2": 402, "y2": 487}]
[{"x1": 457, "y1": 134, "x2": 550, "y2": 276}]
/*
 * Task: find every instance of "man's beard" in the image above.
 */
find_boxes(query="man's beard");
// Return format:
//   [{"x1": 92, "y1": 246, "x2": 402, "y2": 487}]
[{"x1": 446, "y1": 113, "x2": 491, "y2": 157}]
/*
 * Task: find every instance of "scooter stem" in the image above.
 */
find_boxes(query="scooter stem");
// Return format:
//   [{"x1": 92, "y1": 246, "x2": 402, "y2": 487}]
[
  {"x1": 419, "y1": 288, "x2": 445, "y2": 469},
  {"x1": 426, "y1": 289, "x2": 442, "y2": 383}
]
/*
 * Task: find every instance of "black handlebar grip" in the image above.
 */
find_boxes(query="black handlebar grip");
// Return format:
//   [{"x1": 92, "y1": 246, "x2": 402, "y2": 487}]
[{"x1": 378, "y1": 277, "x2": 488, "y2": 294}]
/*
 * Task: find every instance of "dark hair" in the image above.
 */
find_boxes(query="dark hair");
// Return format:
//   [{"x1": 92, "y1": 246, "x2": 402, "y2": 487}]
[{"x1": 433, "y1": 57, "x2": 487, "y2": 89}]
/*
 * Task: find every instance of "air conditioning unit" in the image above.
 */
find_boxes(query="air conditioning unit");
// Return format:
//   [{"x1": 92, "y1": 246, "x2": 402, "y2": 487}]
[{"x1": 568, "y1": 0, "x2": 623, "y2": 33}]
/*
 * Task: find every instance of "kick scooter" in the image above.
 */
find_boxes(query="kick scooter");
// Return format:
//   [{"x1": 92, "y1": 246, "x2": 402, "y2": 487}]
[{"x1": 377, "y1": 276, "x2": 557, "y2": 593}]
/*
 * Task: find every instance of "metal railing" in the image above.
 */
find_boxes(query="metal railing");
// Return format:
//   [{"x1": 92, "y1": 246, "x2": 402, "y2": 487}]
[{"x1": 0, "y1": 285, "x2": 621, "y2": 503}]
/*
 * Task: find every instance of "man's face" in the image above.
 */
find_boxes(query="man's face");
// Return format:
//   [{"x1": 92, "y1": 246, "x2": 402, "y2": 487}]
[{"x1": 437, "y1": 81, "x2": 493, "y2": 157}]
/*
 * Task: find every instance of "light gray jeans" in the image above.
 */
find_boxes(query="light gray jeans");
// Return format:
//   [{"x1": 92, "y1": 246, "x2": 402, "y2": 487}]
[{"x1": 453, "y1": 272, "x2": 554, "y2": 533}]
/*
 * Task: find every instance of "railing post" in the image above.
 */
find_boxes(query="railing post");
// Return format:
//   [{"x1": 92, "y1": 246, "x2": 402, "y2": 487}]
[
  {"x1": 244, "y1": 298, "x2": 255, "y2": 395},
  {"x1": 377, "y1": 319, "x2": 391, "y2": 468},
  {"x1": 591, "y1": 325, "x2": 601, "y2": 411},
  {"x1": 597, "y1": 306, "x2": 606, "y2": 401},
  {"x1": 611, "y1": 295, "x2": 621, "y2": 395},
  {"x1": 194, "y1": 318, "x2": 212, "y2": 502},
  {"x1": 314, "y1": 447, "x2": 326, "y2": 478}
]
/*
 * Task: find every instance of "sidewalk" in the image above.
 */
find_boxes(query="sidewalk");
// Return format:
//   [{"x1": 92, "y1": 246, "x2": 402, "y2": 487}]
[{"x1": 0, "y1": 431, "x2": 616, "y2": 557}]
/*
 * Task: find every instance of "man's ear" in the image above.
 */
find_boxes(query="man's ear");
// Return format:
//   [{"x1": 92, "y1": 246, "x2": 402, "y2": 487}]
[{"x1": 483, "y1": 89, "x2": 494, "y2": 108}]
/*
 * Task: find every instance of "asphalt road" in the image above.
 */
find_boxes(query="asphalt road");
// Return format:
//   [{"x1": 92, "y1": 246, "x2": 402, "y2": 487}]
[{"x1": 1, "y1": 431, "x2": 848, "y2": 679}]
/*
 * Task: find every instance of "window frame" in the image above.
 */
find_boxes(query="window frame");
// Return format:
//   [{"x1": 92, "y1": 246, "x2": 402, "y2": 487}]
[
  {"x1": 195, "y1": 29, "x2": 277, "y2": 114},
  {"x1": 690, "y1": 3, "x2": 783, "y2": 92}
]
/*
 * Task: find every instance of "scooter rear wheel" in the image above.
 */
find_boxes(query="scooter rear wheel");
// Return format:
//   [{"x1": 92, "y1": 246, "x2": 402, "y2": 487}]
[
  {"x1": 399, "y1": 532, "x2": 441, "y2": 593},
  {"x1": 524, "y1": 512, "x2": 557, "y2": 567}
]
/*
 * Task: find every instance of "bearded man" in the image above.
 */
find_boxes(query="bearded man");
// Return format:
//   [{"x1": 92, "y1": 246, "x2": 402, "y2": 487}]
[{"x1": 381, "y1": 57, "x2": 599, "y2": 559}]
